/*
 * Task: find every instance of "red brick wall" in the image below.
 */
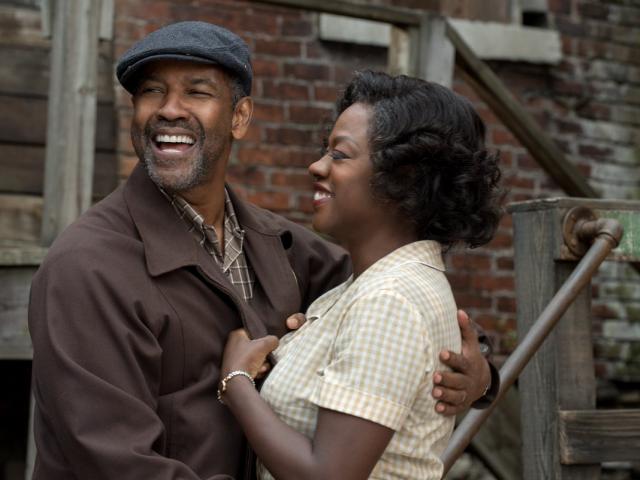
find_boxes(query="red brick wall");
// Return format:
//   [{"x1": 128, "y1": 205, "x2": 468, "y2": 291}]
[{"x1": 113, "y1": 0, "x2": 640, "y2": 387}]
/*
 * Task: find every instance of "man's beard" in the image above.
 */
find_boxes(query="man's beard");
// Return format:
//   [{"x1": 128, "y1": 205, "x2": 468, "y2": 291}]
[{"x1": 132, "y1": 119, "x2": 226, "y2": 193}]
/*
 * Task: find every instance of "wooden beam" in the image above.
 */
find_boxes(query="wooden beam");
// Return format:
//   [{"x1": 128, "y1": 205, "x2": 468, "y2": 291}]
[
  {"x1": 41, "y1": 0, "x2": 102, "y2": 246},
  {"x1": 559, "y1": 409, "x2": 640, "y2": 464},
  {"x1": 445, "y1": 21, "x2": 598, "y2": 198},
  {"x1": 253, "y1": 0, "x2": 419, "y2": 26}
]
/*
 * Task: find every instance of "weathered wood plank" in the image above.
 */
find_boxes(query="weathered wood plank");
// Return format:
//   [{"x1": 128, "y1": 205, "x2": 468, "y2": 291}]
[
  {"x1": 512, "y1": 201, "x2": 599, "y2": 479},
  {"x1": 0, "y1": 194, "x2": 42, "y2": 246},
  {"x1": 0, "y1": 144, "x2": 117, "y2": 197},
  {"x1": 559, "y1": 409, "x2": 640, "y2": 464},
  {"x1": 0, "y1": 94, "x2": 115, "y2": 150},
  {"x1": 0, "y1": 266, "x2": 36, "y2": 360},
  {"x1": 0, "y1": 45, "x2": 114, "y2": 100}
]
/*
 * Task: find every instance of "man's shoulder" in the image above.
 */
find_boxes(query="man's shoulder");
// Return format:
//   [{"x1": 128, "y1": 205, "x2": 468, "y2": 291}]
[{"x1": 42, "y1": 186, "x2": 140, "y2": 269}]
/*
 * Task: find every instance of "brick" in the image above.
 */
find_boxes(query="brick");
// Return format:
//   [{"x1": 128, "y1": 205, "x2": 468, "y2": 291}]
[
  {"x1": 491, "y1": 128, "x2": 521, "y2": 147},
  {"x1": 450, "y1": 253, "x2": 492, "y2": 270},
  {"x1": 497, "y1": 256, "x2": 514, "y2": 270},
  {"x1": 281, "y1": 18, "x2": 313, "y2": 37},
  {"x1": 579, "y1": 2, "x2": 610, "y2": 20},
  {"x1": 262, "y1": 80, "x2": 309, "y2": 101},
  {"x1": 238, "y1": 146, "x2": 316, "y2": 168},
  {"x1": 239, "y1": 14, "x2": 278, "y2": 36},
  {"x1": 297, "y1": 194, "x2": 314, "y2": 214},
  {"x1": 447, "y1": 272, "x2": 472, "y2": 289},
  {"x1": 556, "y1": 119, "x2": 584, "y2": 135},
  {"x1": 548, "y1": 0, "x2": 572, "y2": 14},
  {"x1": 265, "y1": 127, "x2": 314, "y2": 146},
  {"x1": 455, "y1": 292, "x2": 493, "y2": 309},
  {"x1": 504, "y1": 175, "x2": 535, "y2": 189},
  {"x1": 247, "y1": 190, "x2": 290, "y2": 211},
  {"x1": 284, "y1": 63, "x2": 331, "y2": 81},
  {"x1": 254, "y1": 39, "x2": 302, "y2": 57},
  {"x1": 497, "y1": 296, "x2": 517, "y2": 313},
  {"x1": 487, "y1": 232, "x2": 513, "y2": 249},
  {"x1": 271, "y1": 171, "x2": 313, "y2": 189},
  {"x1": 289, "y1": 105, "x2": 334, "y2": 124},
  {"x1": 579, "y1": 143, "x2": 614, "y2": 159},
  {"x1": 252, "y1": 102, "x2": 285, "y2": 123},
  {"x1": 252, "y1": 58, "x2": 279, "y2": 77},
  {"x1": 241, "y1": 124, "x2": 262, "y2": 143},
  {"x1": 314, "y1": 85, "x2": 339, "y2": 103},
  {"x1": 226, "y1": 165, "x2": 267, "y2": 186}
]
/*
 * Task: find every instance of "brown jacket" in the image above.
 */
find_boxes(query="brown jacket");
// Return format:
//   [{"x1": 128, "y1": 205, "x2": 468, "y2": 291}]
[{"x1": 28, "y1": 164, "x2": 351, "y2": 480}]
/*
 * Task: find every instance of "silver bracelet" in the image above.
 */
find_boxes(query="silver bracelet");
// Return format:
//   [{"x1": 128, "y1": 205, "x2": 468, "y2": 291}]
[{"x1": 217, "y1": 370, "x2": 255, "y2": 404}]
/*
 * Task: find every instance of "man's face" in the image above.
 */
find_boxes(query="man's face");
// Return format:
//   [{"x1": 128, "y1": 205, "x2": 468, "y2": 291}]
[{"x1": 130, "y1": 60, "x2": 238, "y2": 193}]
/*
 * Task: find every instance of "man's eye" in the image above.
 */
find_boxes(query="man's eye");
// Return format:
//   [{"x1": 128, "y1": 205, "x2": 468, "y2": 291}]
[
  {"x1": 140, "y1": 86, "x2": 162, "y2": 94},
  {"x1": 189, "y1": 90, "x2": 212, "y2": 97}
]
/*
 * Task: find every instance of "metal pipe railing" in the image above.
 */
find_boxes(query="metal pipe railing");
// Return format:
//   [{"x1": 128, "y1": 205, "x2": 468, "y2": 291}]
[{"x1": 440, "y1": 214, "x2": 623, "y2": 475}]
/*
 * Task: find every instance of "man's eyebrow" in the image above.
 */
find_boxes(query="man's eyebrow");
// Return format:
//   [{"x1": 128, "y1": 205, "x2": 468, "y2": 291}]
[{"x1": 188, "y1": 77, "x2": 219, "y2": 88}]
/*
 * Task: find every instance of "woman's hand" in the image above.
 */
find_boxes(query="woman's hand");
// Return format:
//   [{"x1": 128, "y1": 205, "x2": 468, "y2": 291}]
[{"x1": 221, "y1": 329, "x2": 279, "y2": 379}]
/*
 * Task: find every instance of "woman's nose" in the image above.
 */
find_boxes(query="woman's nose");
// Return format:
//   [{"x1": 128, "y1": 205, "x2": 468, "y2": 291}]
[{"x1": 308, "y1": 154, "x2": 330, "y2": 178}]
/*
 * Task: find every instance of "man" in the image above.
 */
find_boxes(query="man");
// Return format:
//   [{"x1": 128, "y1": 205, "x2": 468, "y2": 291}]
[{"x1": 29, "y1": 21, "x2": 495, "y2": 480}]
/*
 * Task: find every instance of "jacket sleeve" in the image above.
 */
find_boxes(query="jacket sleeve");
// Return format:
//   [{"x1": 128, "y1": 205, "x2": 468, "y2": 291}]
[
  {"x1": 28, "y1": 250, "x2": 232, "y2": 480},
  {"x1": 285, "y1": 226, "x2": 352, "y2": 312}
]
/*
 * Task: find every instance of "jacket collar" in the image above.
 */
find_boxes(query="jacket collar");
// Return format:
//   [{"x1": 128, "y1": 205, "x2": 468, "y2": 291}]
[
  {"x1": 123, "y1": 163, "x2": 299, "y2": 337},
  {"x1": 124, "y1": 163, "x2": 203, "y2": 277}
]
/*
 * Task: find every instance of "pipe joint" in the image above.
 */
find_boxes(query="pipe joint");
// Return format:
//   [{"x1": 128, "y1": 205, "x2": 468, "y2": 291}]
[{"x1": 563, "y1": 206, "x2": 623, "y2": 257}]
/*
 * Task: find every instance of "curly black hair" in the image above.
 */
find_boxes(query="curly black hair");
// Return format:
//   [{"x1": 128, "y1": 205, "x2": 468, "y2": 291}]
[{"x1": 336, "y1": 70, "x2": 503, "y2": 248}]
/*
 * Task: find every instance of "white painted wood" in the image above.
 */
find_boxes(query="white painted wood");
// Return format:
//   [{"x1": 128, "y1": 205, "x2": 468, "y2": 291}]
[
  {"x1": 41, "y1": 0, "x2": 101, "y2": 245},
  {"x1": 417, "y1": 14, "x2": 454, "y2": 87},
  {"x1": 319, "y1": 14, "x2": 562, "y2": 64}
]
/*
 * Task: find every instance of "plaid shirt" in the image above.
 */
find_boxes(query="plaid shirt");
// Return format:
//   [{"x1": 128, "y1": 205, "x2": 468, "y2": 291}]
[
  {"x1": 258, "y1": 241, "x2": 461, "y2": 480},
  {"x1": 164, "y1": 189, "x2": 255, "y2": 301}
]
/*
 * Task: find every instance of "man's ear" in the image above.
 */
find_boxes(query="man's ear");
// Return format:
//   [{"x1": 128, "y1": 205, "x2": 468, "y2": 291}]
[{"x1": 231, "y1": 97, "x2": 253, "y2": 140}]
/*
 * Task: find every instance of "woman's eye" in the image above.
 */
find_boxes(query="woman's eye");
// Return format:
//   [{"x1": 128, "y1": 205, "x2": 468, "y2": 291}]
[{"x1": 329, "y1": 150, "x2": 348, "y2": 161}]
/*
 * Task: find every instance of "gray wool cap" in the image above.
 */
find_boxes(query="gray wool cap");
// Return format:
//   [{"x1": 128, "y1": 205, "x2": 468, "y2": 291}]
[{"x1": 116, "y1": 21, "x2": 252, "y2": 96}]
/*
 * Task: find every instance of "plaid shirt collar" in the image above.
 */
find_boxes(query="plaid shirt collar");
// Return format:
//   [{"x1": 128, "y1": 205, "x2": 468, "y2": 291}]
[{"x1": 159, "y1": 186, "x2": 254, "y2": 301}]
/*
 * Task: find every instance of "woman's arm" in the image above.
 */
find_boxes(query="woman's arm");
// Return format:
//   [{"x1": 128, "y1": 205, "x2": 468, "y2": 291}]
[{"x1": 220, "y1": 330, "x2": 393, "y2": 480}]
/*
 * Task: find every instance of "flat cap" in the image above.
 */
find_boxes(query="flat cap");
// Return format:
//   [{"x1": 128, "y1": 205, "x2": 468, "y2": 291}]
[{"x1": 116, "y1": 21, "x2": 252, "y2": 96}]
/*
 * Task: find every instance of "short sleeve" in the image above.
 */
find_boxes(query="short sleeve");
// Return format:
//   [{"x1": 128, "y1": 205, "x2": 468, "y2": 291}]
[{"x1": 309, "y1": 291, "x2": 431, "y2": 430}]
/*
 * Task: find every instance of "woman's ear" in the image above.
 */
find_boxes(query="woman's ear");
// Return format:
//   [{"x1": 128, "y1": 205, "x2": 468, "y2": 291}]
[{"x1": 231, "y1": 97, "x2": 253, "y2": 140}]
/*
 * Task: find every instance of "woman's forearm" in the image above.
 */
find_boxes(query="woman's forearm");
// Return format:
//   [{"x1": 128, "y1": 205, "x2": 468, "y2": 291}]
[
  {"x1": 222, "y1": 377, "x2": 322, "y2": 480},
  {"x1": 222, "y1": 377, "x2": 393, "y2": 480}
]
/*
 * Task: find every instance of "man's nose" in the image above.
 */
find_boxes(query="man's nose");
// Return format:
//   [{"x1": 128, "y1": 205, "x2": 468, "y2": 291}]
[{"x1": 157, "y1": 92, "x2": 188, "y2": 121}]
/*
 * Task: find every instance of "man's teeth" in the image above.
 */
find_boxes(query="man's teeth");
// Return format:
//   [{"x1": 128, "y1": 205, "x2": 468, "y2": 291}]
[
  {"x1": 314, "y1": 190, "x2": 333, "y2": 201},
  {"x1": 155, "y1": 134, "x2": 195, "y2": 144}
]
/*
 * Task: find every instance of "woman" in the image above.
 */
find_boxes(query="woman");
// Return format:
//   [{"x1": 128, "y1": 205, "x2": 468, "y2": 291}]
[{"x1": 219, "y1": 71, "x2": 502, "y2": 479}]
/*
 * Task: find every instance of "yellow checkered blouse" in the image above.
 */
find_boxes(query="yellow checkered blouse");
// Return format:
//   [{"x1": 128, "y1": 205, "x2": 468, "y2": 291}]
[{"x1": 257, "y1": 240, "x2": 461, "y2": 479}]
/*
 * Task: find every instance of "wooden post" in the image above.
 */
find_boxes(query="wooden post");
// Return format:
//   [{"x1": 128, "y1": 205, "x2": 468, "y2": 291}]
[
  {"x1": 511, "y1": 199, "x2": 600, "y2": 480},
  {"x1": 387, "y1": 14, "x2": 454, "y2": 87},
  {"x1": 40, "y1": 0, "x2": 101, "y2": 246},
  {"x1": 416, "y1": 13, "x2": 454, "y2": 88}
]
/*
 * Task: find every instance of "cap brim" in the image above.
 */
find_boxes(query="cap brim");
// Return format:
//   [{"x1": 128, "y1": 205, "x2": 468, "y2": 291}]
[{"x1": 119, "y1": 54, "x2": 218, "y2": 93}]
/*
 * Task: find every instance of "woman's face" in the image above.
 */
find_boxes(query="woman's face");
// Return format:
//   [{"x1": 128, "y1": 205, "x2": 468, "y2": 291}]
[{"x1": 308, "y1": 103, "x2": 381, "y2": 244}]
